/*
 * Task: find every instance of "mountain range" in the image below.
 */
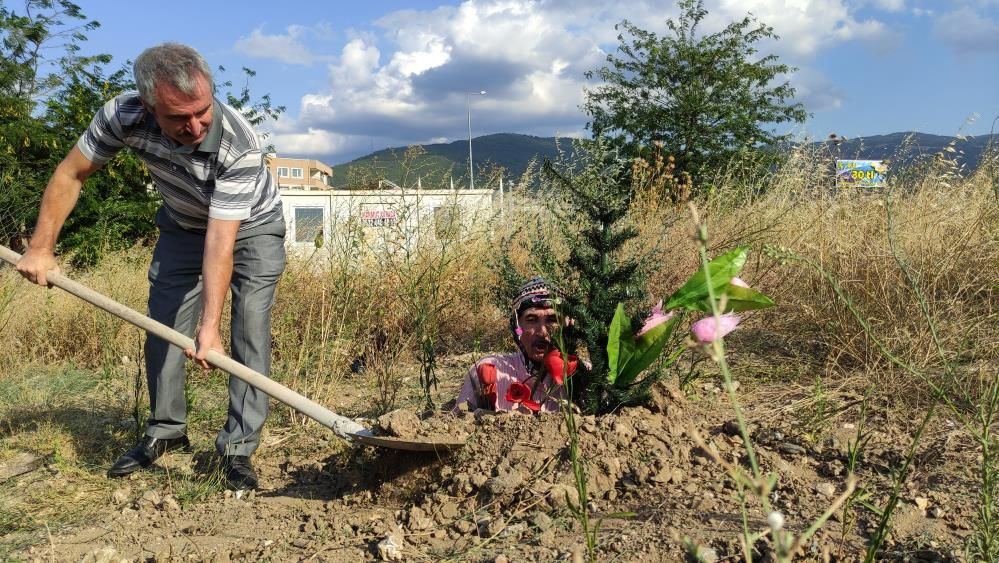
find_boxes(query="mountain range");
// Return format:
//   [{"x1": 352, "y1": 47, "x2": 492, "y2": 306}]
[{"x1": 329, "y1": 132, "x2": 997, "y2": 188}]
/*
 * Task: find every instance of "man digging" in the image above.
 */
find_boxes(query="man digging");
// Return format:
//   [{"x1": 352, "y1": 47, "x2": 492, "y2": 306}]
[{"x1": 16, "y1": 43, "x2": 284, "y2": 490}]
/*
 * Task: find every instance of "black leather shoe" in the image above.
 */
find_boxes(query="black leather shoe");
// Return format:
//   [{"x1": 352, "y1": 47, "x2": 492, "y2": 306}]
[
  {"x1": 222, "y1": 455, "x2": 258, "y2": 490},
  {"x1": 107, "y1": 435, "x2": 191, "y2": 478}
]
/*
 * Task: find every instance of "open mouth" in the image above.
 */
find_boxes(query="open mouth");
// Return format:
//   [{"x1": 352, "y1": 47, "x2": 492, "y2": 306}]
[{"x1": 531, "y1": 341, "x2": 551, "y2": 356}]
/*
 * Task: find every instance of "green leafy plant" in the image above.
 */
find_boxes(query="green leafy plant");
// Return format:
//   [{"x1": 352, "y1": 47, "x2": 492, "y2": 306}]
[
  {"x1": 838, "y1": 393, "x2": 880, "y2": 560},
  {"x1": 380, "y1": 189, "x2": 484, "y2": 413},
  {"x1": 528, "y1": 140, "x2": 776, "y2": 414},
  {"x1": 546, "y1": 299, "x2": 639, "y2": 563},
  {"x1": 968, "y1": 373, "x2": 999, "y2": 561},
  {"x1": 606, "y1": 301, "x2": 680, "y2": 388},
  {"x1": 801, "y1": 375, "x2": 830, "y2": 443},
  {"x1": 605, "y1": 246, "x2": 775, "y2": 394},
  {"x1": 552, "y1": 307, "x2": 597, "y2": 561},
  {"x1": 541, "y1": 138, "x2": 648, "y2": 413}
]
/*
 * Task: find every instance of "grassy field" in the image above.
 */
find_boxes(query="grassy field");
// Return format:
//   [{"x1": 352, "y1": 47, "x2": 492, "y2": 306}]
[{"x1": 0, "y1": 144, "x2": 996, "y2": 559}]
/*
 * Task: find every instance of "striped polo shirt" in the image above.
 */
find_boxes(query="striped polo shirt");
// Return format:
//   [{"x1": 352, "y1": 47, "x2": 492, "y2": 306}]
[{"x1": 77, "y1": 92, "x2": 281, "y2": 232}]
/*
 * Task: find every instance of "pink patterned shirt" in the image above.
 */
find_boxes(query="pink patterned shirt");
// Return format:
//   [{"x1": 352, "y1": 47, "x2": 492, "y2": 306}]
[{"x1": 453, "y1": 352, "x2": 566, "y2": 413}]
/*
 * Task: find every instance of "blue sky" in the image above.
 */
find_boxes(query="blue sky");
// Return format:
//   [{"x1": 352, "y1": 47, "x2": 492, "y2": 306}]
[{"x1": 73, "y1": 0, "x2": 999, "y2": 164}]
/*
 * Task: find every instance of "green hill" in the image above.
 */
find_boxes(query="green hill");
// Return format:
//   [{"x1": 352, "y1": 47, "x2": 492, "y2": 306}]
[
  {"x1": 330, "y1": 133, "x2": 571, "y2": 188},
  {"x1": 328, "y1": 131, "x2": 997, "y2": 189}
]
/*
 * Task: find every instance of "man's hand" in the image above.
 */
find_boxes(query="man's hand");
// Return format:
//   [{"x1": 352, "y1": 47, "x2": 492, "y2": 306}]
[
  {"x1": 186, "y1": 326, "x2": 224, "y2": 370},
  {"x1": 16, "y1": 247, "x2": 60, "y2": 287}
]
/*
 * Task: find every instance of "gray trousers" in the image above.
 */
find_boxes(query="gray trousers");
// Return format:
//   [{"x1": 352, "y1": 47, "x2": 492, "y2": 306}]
[{"x1": 144, "y1": 207, "x2": 286, "y2": 456}]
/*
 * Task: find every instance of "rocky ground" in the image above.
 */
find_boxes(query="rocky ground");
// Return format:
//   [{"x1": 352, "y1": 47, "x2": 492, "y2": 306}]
[{"x1": 6, "y1": 352, "x2": 983, "y2": 563}]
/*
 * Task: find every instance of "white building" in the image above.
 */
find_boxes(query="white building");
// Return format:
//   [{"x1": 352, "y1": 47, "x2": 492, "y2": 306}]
[{"x1": 280, "y1": 187, "x2": 495, "y2": 259}]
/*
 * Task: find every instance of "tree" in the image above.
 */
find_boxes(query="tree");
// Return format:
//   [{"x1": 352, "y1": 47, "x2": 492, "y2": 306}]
[
  {"x1": 544, "y1": 140, "x2": 651, "y2": 413},
  {"x1": 216, "y1": 65, "x2": 286, "y2": 153},
  {"x1": 0, "y1": 0, "x2": 105, "y2": 101},
  {"x1": 42, "y1": 63, "x2": 158, "y2": 265},
  {"x1": 0, "y1": 0, "x2": 111, "y2": 251},
  {"x1": 582, "y1": 0, "x2": 807, "y2": 188},
  {"x1": 492, "y1": 138, "x2": 655, "y2": 413}
]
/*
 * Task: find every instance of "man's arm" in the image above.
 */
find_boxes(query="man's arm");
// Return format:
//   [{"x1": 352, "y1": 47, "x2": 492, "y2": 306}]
[
  {"x1": 16, "y1": 146, "x2": 102, "y2": 286},
  {"x1": 187, "y1": 217, "x2": 241, "y2": 369}
]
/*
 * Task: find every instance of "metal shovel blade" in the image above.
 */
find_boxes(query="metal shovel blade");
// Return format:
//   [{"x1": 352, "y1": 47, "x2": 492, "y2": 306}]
[{"x1": 347, "y1": 433, "x2": 466, "y2": 452}]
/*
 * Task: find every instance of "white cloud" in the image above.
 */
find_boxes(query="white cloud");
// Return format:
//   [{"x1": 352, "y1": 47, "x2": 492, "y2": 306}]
[
  {"x1": 330, "y1": 39, "x2": 381, "y2": 87},
  {"x1": 712, "y1": 0, "x2": 898, "y2": 57},
  {"x1": 872, "y1": 0, "x2": 905, "y2": 11},
  {"x1": 789, "y1": 68, "x2": 845, "y2": 113},
  {"x1": 267, "y1": 127, "x2": 352, "y2": 157},
  {"x1": 294, "y1": 0, "x2": 606, "y2": 149},
  {"x1": 252, "y1": 0, "x2": 901, "y2": 162},
  {"x1": 933, "y1": 6, "x2": 999, "y2": 54},
  {"x1": 234, "y1": 26, "x2": 316, "y2": 65}
]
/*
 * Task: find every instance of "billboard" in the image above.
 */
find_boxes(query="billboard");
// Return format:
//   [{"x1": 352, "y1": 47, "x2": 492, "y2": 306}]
[{"x1": 836, "y1": 160, "x2": 888, "y2": 189}]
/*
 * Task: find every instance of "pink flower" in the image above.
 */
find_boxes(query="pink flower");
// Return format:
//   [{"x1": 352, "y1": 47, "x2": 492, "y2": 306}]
[
  {"x1": 691, "y1": 313, "x2": 741, "y2": 343},
  {"x1": 730, "y1": 277, "x2": 749, "y2": 288},
  {"x1": 636, "y1": 300, "x2": 675, "y2": 337}
]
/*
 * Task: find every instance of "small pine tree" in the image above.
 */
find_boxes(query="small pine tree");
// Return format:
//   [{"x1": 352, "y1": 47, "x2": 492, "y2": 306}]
[{"x1": 544, "y1": 138, "x2": 654, "y2": 413}]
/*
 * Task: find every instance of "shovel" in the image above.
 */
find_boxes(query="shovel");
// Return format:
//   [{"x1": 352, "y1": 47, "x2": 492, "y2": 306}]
[{"x1": 0, "y1": 245, "x2": 464, "y2": 452}]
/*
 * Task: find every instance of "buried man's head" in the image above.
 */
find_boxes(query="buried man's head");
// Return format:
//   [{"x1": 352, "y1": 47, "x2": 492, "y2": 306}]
[{"x1": 511, "y1": 277, "x2": 563, "y2": 364}]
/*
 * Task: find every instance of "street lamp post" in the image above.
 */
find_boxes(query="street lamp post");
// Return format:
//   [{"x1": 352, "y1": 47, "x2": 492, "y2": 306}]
[{"x1": 467, "y1": 90, "x2": 486, "y2": 189}]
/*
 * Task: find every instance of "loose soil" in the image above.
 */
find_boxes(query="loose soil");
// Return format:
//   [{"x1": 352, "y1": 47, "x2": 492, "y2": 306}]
[{"x1": 5, "y1": 349, "x2": 982, "y2": 562}]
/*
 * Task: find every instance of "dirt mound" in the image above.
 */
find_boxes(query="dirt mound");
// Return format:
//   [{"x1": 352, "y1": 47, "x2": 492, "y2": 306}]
[{"x1": 306, "y1": 380, "x2": 721, "y2": 561}]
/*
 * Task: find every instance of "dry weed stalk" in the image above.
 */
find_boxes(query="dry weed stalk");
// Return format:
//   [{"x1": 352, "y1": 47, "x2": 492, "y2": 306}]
[{"x1": 687, "y1": 203, "x2": 856, "y2": 562}]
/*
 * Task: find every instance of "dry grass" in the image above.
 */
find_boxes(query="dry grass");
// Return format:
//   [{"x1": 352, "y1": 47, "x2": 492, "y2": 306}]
[
  {"x1": 1, "y1": 147, "x2": 994, "y2": 407},
  {"x1": 270, "y1": 205, "x2": 503, "y2": 417},
  {"x1": 0, "y1": 246, "x2": 149, "y2": 373},
  {"x1": 628, "y1": 146, "x2": 997, "y2": 397},
  {"x1": 756, "y1": 165, "x2": 997, "y2": 398}
]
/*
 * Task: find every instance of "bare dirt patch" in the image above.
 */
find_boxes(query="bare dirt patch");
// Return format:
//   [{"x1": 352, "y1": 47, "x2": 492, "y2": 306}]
[{"x1": 6, "y1": 362, "x2": 978, "y2": 562}]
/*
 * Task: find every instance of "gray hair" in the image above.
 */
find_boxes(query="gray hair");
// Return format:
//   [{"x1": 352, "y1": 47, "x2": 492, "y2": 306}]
[{"x1": 133, "y1": 43, "x2": 213, "y2": 108}]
